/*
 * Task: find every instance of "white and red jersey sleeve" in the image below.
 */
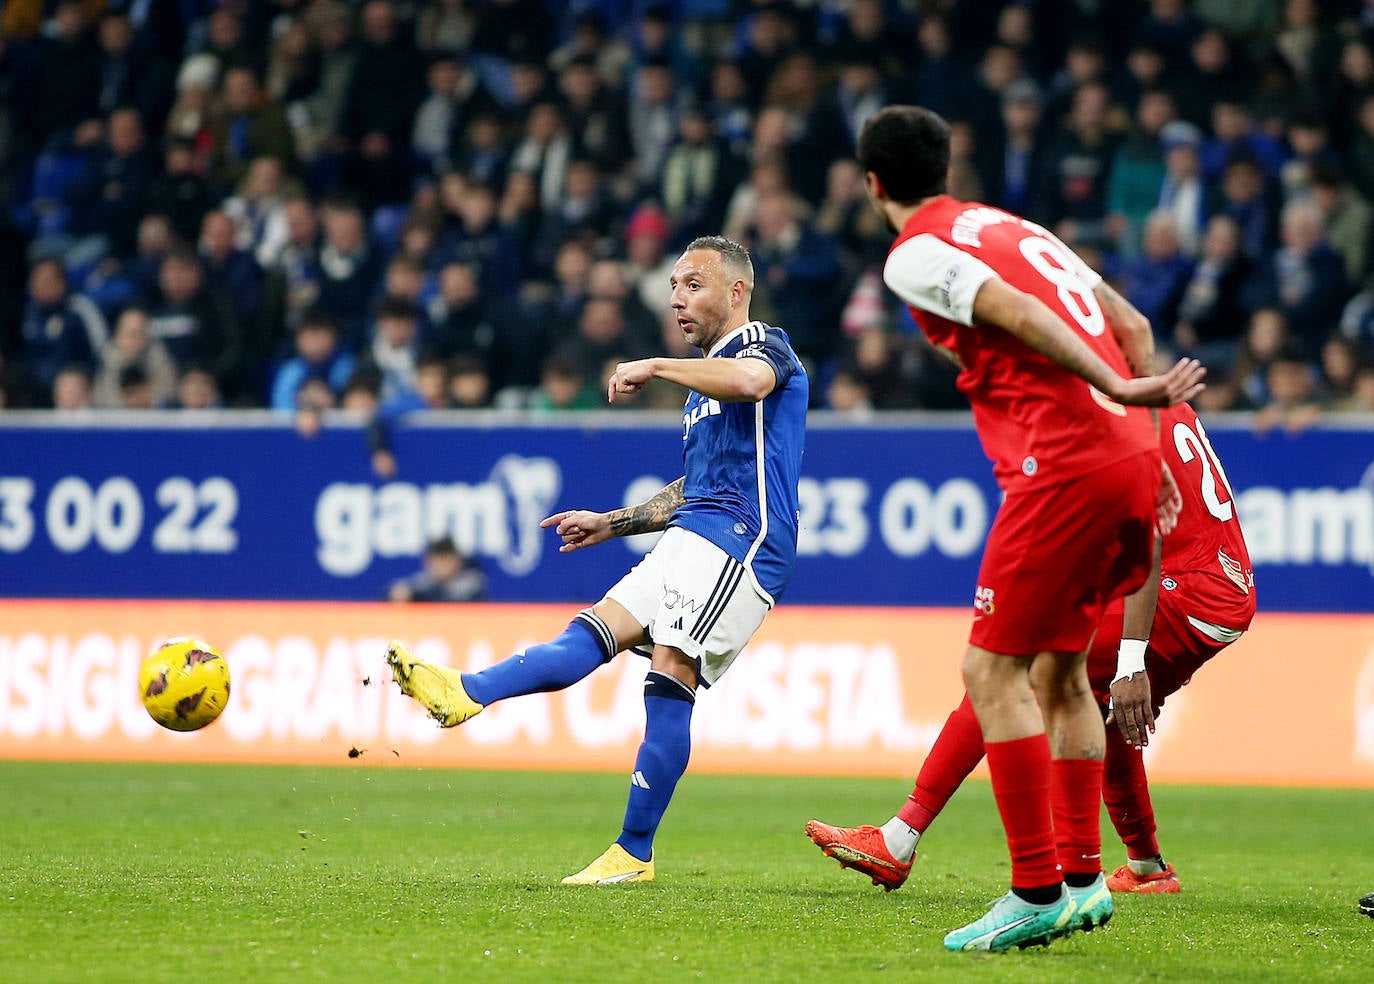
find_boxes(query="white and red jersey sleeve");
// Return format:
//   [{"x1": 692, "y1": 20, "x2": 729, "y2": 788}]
[
  {"x1": 884, "y1": 196, "x2": 1157, "y2": 492},
  {"x1": 1159, "y1": 403, "x2": 1256, "y2": 623}
]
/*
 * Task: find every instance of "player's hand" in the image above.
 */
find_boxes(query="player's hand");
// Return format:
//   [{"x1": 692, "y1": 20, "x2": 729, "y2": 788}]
[
  {"x1": 1108, "y1": 358, "x2": 1206, "y2": 407},
  {"x1": 542, "y1": 509, "x2": 613, "y2": 552},
  {"x1": 1156, "y1": 461, "x2": 1183, "y2": 536},
  {"x1": 1106, "y1": 672, "x2": 1156, "y2": 749},
  {"x1": 607, "y1": 359, "x2": 659, "y2": 403}
]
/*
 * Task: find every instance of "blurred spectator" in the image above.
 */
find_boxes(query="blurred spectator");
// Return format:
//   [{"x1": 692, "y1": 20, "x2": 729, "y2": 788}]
[
  {"x1": 1174, "y1": 215, "x2": 1253, "y2": 371},
  {"x1": 363, "y1": 298, "x2": 423, "y2": 407},
  {"x1": 1123, "y1": 210, "x2": 1193, "y2": 339},
  {"x1": 199, "y1": 210, "x2": 266, "y2": 346},
  {"x1": 1274, "y1": 0, "x2": 1341, "y2": 88},
  {"x1": 1319, "y1": 336, "x2": 1364, "y2": 408},
  {"x1": 1254, "y1": 341, "x2": 1323, "y2": 434},
  {"x1": 508, "y1": 101, "x2": 573, "y2": 218},
  {"x1": 1311, "y1": 163, "x2": 1373, "y2": 286},
  {"x1": 387, "y1": 535, "x2": 486, "y2": 603},
  {"x1": 557, "y1": 296, "x2": 651, "y2": 388},
  {"x1": 171, "y1": 363, "x2": 222, "y2": 410},
  {"x1": 1254, "y1": 199, "x2": 1350, "y2": 353},
  {"x1": 269, "y1": 310, "x2": 356, "y2": 413},
  {"x1": 92, "y1": 307, "x2": 178, "y2": 409},
  {"x1": 58, "y1": 107, "x2": 155, "y2": 261},
  {"x1": 1200, "y1": 100, "x2": 1285, "y2": 182},
  {"x1": 340, "y1": 0, "x2": 425, "y2": 206},
  {"x1": 629, "y1": 59, "x2": 685, "y2": 194},
  {"x1": 1156, "y1": 120, "x2": 1211, "y2": 256},
  {"x1": 438, "y1": 180, "x2": 524, "y2": 299},
  {"x1": 911, "y1": 18, "x2": 961, "y2": 123},
  {"x1": 200, "y1": 6, "x2": 255, "y2": 79},
  {"x1": 1039, "y1": 81, "x2": 1119, "y2": 243},
  {"x1": 660, "y1": 108, "x2": 740, "y2": 242},
  {"x1": 1280, "y1": 109, "x2": 1338, "y2": 204},
  {"x1": 210, "y1": 65, "x2": 295, "y2": 190},
  {"x1": 532, "y1": 160, "x2": 615, "y2": 273},
  {"x1": 825, "y1": 363, "x2": 874, "y2": 417},
  {"x1": 1218, "y1": 156, "x2": 1278, "y2": 262},
  {"x1": 1237, "y1": 307, "x2": 1291, "y2": 407},
  {"x1": 222, "y1": 156, "x2": 296, "y2": 266},
  {"x1": 146, "y1": 139, "x2": 216, "y2": 245},
  {"x1": 289, "y1": 3, "x2": 356, "y2": 163},
  {"x1": 557, "y1": 56, "x2": 631, "y2": 177},
  {"x1": 315, "y1": 200, "x2": 382, "y2": 349},
  {"x1": 93, "y1": 12, "x2": 174, "y2": 136},
  {"x1": 411, "y1": 52, "x2": 497, "y2": 178},
  {"x1": 748, "y1": 189, "x2": 845, "y2": 367},
  {"x1": 991, "y1": 80, "x2": 1048, "y2": 218},
  {"x1": 1177, "y1": 28, "x2": 1249, "y2": 127},
  {"x1": 19, "y1": 258, "x2": 106, "y2": 394},
  {"x1": 143, "y1": 250, "x2": 239, "y2": 391},
  {"x1": 417, "y1": 0, "x2": 476, "y2": 57},
  {"x1": 32, "y1": 1, "x2": 100, "y2": 147},
  {"x1": 52, "y1": 364, "x2": 93, "y2": 411},
  {"x1": 448, "y1": 353, "x2": 493, "y2": 409},
  {"x1": 623, "y1": 205, "x2": 677, "y2": 316},
  {"x1": 704, "y1": 59, "x2": 755, "y2": 161},
  {"x1": 549, "y1": 11, "x2": 632, "y2": 84},
  {"x1": 452, "y1": 111, "x2": 511, "y2": 191},
  {"x1": 532, "y1": 351, "x2": 597, "y2": 411}
]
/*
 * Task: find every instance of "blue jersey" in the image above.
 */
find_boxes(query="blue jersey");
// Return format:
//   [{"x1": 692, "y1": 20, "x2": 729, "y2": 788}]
[{"x1": 668, "y1": 322, "x2": 808, "y2": 604}]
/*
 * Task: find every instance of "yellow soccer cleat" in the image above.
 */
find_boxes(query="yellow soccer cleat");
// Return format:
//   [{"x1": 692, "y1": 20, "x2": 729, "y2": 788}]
[
  {"x1": 560, "y1": 844, "x2": 655, "y2": 885},
  {"x1": 384, "y1": 640, "x2": 483, "y2": 727}
]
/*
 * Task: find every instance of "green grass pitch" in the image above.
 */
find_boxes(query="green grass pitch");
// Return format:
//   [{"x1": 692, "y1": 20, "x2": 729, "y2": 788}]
[{"x1": 1, "y1": 761, "x2": 1370, "y2": 983}]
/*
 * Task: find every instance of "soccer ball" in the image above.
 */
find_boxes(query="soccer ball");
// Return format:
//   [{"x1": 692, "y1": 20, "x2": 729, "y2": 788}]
[{"x1": 139, "y1": 638, "x2": 232, "y2": 732}]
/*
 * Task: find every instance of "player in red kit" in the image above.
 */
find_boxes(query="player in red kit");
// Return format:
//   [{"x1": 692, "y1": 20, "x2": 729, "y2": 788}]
[
  {"x1": 806, "y1": 402, "x2": 1256, "y2": 899},
  {"x1": 848, "y1": 106, "x2": 1205, "y2": 952}
]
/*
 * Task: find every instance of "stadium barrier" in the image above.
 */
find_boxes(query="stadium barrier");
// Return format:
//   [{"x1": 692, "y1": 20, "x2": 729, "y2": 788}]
[
  {"x1": 2, "y1": 600, "x2": 1370, "y2": 787},
  {"x1": 2, "y1": 411, "x2": 1371, "y2": 611}
]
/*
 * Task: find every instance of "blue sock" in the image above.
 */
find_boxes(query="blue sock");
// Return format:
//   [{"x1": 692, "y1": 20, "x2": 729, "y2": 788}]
[
  {"x1": 461, "y1": 609, "x2": 617, "y2": 706},
  {"x1": 616, "y1": 670, "x2": 695, "y2": 862}
]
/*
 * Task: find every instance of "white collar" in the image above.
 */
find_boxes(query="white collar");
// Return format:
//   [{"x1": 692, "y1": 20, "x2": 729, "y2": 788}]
[{"x1": 705, "y1": 320, "x2": 762, "y2": 358}]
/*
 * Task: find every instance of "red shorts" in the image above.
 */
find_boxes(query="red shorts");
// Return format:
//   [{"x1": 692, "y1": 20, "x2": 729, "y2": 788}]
[
  {"x1": 1086, "y1": 569, "x2": 1255, "y2": 715},
  {"x1": 969, "y1": 450, "x2": 1160, "y2": 656}
]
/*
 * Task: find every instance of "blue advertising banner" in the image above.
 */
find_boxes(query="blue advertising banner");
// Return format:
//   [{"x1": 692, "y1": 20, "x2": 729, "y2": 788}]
[{"x1": 1, "y1": 412, "x2": 1370, "y2": 611}]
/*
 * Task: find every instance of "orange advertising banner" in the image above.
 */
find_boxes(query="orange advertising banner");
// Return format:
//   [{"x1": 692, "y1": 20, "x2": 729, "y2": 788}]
[{"x1": 0, "y1": 601, "x2": 1370, "y2": 786}]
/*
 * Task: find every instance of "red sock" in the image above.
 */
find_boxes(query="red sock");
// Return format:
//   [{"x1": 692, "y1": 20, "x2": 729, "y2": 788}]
[
  {"x1": 899, "y1": 694, "x2": 985, "y2": 833},
  {"x1": 986, "y1": 734, "x2": 1060, "y2": 891},
  {"x1": 1102, "y1": 726, "x2": 1160, "y2": 860},
  {"x1": 1052, "y1": 757, "x2": 1105, "y2": 878}
]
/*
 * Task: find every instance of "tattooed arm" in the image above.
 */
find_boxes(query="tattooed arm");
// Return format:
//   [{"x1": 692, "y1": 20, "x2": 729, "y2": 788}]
[{"x1": 541, "y1": 477, "x2": 686, "y2": 554}]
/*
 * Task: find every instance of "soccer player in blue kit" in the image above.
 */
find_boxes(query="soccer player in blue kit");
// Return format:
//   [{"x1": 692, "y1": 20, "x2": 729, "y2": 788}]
[{"x1": 386, "y1": 236, "x2": 808, "y2": 884}]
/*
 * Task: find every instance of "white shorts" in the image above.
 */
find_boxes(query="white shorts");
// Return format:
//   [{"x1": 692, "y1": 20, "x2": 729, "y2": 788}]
[{"x1": 603, "y1": 526, "x2": 770, "y2": 687}]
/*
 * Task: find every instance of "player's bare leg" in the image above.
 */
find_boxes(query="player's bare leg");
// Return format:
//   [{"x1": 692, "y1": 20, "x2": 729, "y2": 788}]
[
  {"x1": 1031, "y1": 649, "x2": 1113, "y2": 931},
  {"x1": 945, "y1": 648, "x2": 1074, "y2": 951}
]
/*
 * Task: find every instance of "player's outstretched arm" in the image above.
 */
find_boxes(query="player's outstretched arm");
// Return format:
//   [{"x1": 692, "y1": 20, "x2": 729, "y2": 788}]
[
  {"x1": 608, "y1": 357, "x2": 776, "y2": 403},
  {"x1": 971, "y1": 278, "x2": 1205, "y2": 407},
  {"x1": 1094, "y1": 280, "x2": 1155, "y2": 378},
  {"x1": 541, "y1": 477, "x2": 686, "y2": 553}
]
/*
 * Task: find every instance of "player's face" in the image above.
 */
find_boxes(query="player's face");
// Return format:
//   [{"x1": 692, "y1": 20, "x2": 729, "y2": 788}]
[{"x1": 670, "y1": 250, "x2": 738, "y2": 351}]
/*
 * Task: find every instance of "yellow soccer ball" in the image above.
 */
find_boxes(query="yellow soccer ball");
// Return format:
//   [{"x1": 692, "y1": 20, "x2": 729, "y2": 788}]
[{"x1": 139, "y1": 638, "x2": 231, "y2": 732}]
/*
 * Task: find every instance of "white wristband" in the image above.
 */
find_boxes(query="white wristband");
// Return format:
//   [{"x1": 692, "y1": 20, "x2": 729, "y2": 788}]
[{"x1": 1113, "y1": 639, "x2": 1148, "y2": 683}]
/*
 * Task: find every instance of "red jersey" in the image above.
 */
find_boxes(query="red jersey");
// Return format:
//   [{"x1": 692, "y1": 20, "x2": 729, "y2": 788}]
[
  {"x1": 884, "y1": 195, "x2": 1157, "y2": 492},
  {"x1": 1159, "y1": 402, "x2": 1256, "y2": 627}
]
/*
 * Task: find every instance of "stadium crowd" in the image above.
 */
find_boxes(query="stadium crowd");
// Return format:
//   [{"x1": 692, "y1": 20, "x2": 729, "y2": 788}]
[{"x1": 2, "y1": 0, "x2": 1374, "y2": 427}]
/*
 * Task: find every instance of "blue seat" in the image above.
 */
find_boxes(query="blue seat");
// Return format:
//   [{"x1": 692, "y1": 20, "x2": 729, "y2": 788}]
[
  {"x1": 370, "y1": 204, "x2": 410, "y2": 256},
  {"x1": 30, "y1": 152, "x2": 90, "y2": 203}
]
